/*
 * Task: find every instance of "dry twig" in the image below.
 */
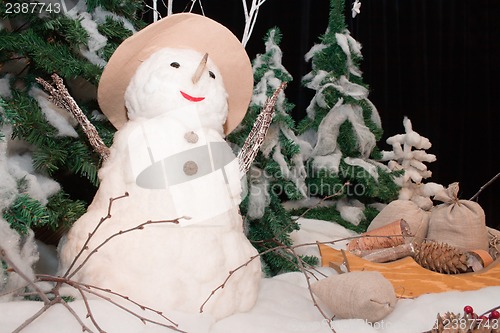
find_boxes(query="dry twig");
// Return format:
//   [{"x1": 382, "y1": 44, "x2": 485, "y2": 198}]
[
  {"x1": 63, "y1": 192, "x2": 130, "y2": 279},
  {"x1": 0, "y1": 247, "x2": 50, "y2": 305},
  {"x1": 287, "y1": 245, "x2": 336, "y2": 332},
  {"x1": 470, "y1": 172, "x2": 500, "y2": 201},
  {"x1": 199, "y1": 236, "x2": 377, "y2": 332},
  {"x1": 3, "y1": 193, "x2": 188, "y2": 333}
]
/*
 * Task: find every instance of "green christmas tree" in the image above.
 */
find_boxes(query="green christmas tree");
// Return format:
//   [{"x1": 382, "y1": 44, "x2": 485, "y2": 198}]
[
  {"x1": 229, "y1": 27, "x2": 316, "y2": 276},
  {"x1": 0, "y1": 0, "x2": 144, "y2": 238},
  {"x1": 294, "y1": 0, "x2": 401, "y2": 232}
]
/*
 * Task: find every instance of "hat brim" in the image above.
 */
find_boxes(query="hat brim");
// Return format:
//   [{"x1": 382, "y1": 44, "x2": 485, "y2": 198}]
[{"x1": 97, "y1": 13, "x2": 253, "y2": 135}]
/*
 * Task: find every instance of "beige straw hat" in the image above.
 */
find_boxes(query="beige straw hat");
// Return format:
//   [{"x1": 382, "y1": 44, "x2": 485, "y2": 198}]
[{"x1": 97, "y1": 13, "x2": 253, "y2": 134}]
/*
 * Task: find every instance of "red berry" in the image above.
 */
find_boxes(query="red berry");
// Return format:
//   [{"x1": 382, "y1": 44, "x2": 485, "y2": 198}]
[
  {"x1": 464, "y1": 305, "x2": 474, "y2": 314},
  {"x1": 489, "y1": 310, "x2": 500, "y2": 320},
  {"x1": 479, "y1": 315, "x2": 489, "y2": 321}
]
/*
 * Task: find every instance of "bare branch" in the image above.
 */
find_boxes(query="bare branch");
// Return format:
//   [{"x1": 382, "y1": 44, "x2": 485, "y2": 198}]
[
  {"x1": 199, "y1": 236, "x2": 359, "y2": 313},
  {"x1": 3, "y1": 192, "x2": 191, "y2": 333},
  {"x1": 68, "y1": 217, "x2": 182, "y2": 280},
  {"x1": 59, "y1": 296, "x2": 96, "y2": 333},
  {"x1": 78, "y1": 282, "x2": 179, "y2": 327},
  {"x1": 60, "y1": 279, "x2": 186, "y2": 332},
  {"x1": 0, "y1": 247, "x2": 51, "y2": 305},
  {"x1": 199, "y1": 252, "x2": 261, "y2": 313},
  {"x1": 63, "y1": 193, "x2": 130, "y2": 279},
  {"x1": 287, "y1": 246, "x2": 336, "y2": 333},
  {"x1": 74, "y1": 284, "x2": 107, "y2": 333},
  {"x1": 39, "y1": 275, "x2": 183, "y2": 331},
  {"x1": 470, "y1": 172, "x2": 500, "y2": 201},
  {"x1": 11, "y1": 302, "x2": 54, "y2": 333}
]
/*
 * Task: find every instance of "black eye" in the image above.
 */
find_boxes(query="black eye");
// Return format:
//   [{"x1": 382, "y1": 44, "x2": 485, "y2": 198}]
[
  {"x1": 170, "y1": 62, "x2": 180, "y2": 68},
  {"x1": 208, "y1": 71, "x2": 216, "y2": 79}
]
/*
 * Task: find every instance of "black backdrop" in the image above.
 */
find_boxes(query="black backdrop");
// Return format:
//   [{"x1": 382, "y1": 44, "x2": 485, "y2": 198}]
[{"x1": 143, "y1": 0, "x2": 499, "y2": 229}]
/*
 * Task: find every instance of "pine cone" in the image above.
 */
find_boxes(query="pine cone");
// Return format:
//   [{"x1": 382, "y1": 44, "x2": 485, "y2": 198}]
[{"x1": 413, "y1": 241, "x2": 469, "y2": 274}]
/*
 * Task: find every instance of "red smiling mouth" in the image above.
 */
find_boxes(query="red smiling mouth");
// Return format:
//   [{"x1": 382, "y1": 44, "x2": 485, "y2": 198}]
[{"x1": 180, "y1": 91, "x2": 205, "y2": 102}]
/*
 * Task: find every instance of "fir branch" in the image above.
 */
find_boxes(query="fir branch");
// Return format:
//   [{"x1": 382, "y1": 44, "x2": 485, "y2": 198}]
[
  {"x1": 36, "y1": 73, "x2": 110, "y2": 160},
  {"x1": 46, "y1": 191, "x2": 87, "y2": 228},
  {"x1": 86, "y1": 0, "x2": 145, "y2": 26},
  {"x1": 41, "y1": 16, "x2": 90, "y2": 47},
  {"x1": 1, "y1": 28, "x2": 102, "y2": 84},
  {"x1": 98, "y1": 16, "x2": 134, "y2": 40},
  {"x1": 2, "y1": 194, "x2": 51, "y2": 234}
]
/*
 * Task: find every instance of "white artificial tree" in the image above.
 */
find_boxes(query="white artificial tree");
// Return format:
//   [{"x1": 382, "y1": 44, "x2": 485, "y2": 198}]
[{"x1": 381, "y1": 116, "x2": 445, "y2": 210}]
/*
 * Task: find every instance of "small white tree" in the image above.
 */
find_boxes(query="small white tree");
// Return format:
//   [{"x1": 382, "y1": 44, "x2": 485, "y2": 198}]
[{"x1": 381, "y1": 117, "x2": 445, "y2": 210}]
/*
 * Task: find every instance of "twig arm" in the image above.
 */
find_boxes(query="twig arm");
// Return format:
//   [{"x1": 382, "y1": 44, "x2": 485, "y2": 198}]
[
  {"x1": 237, "y1": 82, "x2": 286, "y2": 175},
  {"x1": 36, "y1": 73, "x2": 110, "y2": 160}
]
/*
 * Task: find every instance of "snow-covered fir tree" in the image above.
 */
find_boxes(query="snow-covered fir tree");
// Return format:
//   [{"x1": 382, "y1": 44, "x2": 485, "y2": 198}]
[
  {"x1": 293, "y1": 0, "x2": 401, "y2": 232},
  {"x1": 229, "y1": 28, "x2": 315, "y2": 275},
  {"x1": 0, "y1": 0, "x2": 144, "y2": 239}
]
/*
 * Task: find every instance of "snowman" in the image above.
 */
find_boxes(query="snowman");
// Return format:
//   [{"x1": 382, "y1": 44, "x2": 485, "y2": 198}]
[{"x1": 59, "y1": 13, "x2": 261, "y2": 320}]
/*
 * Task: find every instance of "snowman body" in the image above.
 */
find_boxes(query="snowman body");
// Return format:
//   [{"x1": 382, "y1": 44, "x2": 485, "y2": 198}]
[{"x1": 59, "y1": 48, "x2": 261, "y2": 319}]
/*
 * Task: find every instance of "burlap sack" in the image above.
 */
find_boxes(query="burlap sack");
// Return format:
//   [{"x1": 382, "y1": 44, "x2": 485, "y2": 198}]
[
  {"x1": 428, "y1": 183, "x2": 489, "y2": 251},
  {"x1": 311, "y1": 271, "x2": 396, "y2": 322},
  {"x1": 368, "y1": 200, "x2": 430, "y2": 241},
  {"x1": 487, "y1": 227, "x2": 500, "y2": 260}
]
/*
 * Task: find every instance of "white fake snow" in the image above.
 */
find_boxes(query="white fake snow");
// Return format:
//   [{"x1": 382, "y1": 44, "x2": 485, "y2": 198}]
[{"x1": 1, "y1": 218, "x2": 498, "y2": 333}]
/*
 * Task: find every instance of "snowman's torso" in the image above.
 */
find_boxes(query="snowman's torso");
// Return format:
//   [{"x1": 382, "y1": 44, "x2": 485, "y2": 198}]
[{"x1": 127, "y1": 106, "x2": 241, "y2": 226}]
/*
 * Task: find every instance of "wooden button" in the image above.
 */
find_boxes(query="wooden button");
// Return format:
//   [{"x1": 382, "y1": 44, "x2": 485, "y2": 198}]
[{"x1": 183, "y1": 161, "x2": 198, "y2": 175}]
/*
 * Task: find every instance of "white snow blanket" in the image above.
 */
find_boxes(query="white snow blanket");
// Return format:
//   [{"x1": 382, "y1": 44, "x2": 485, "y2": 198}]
[{"x1": 1, "y1": 218, "x2": 499, "y2": 333}]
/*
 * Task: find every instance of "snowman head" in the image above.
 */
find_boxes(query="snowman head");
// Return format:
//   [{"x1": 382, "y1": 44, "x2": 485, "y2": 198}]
[
  {"x1": 98, "y1": 13, "x2": 253, "y2": 136},
  {"x1": 125, "y1": 48, "x2": 228, "y2": 133}
]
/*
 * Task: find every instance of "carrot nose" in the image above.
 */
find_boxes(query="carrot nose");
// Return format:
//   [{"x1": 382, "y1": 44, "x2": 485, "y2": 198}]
[{"x1": 192, "y1": 53, "x2": 209, "y2": 85}]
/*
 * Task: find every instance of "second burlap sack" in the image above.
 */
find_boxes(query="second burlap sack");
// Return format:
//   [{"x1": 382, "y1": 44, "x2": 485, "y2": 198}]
[{"x1": 427, "y1": 182, "x2": 489, "y2": 251}]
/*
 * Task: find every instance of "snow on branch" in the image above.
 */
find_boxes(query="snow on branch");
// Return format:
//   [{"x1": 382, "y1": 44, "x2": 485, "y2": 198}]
[
  {"x1": 381, "y1": 117, "x2": 444, "y2": 210},
  {"x1": 241, "y1": 0, "x2": 269, "y2": 47}
]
